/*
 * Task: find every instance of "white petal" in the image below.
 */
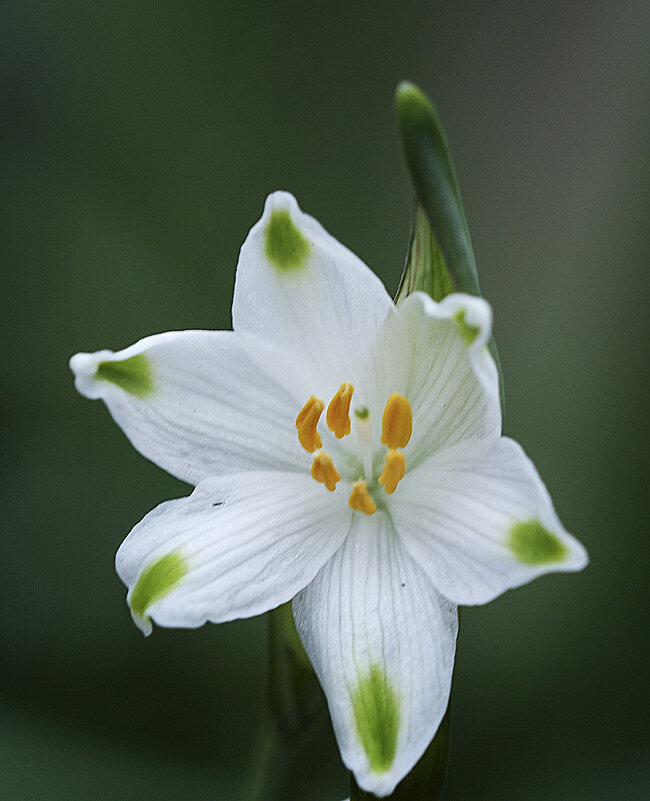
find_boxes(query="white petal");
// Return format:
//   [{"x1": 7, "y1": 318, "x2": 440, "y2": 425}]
[
  {"x1": 116, "y1": 470, "x2": 352, "y2": 635},
  {"x1": 388, "y1": 292, "x2": 501, "y2": 466},
  {"x1": 70, "y1": 330, "x2": 316, "y2": 485},
  {"x1": 393, "y1": 437, "x2": 589, "y2": 606},
  {"x1": 232, "y1": 191, "x2": 395, "y2": 400},
  {"x1": 293, "y1": 513, "x2": 458, "y2": 797}
]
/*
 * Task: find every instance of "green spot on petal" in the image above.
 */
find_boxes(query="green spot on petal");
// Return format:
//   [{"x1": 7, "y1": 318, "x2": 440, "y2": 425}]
[
  {"x1": 352, "y1": 665, "x2": 400, "y2": 773},
  {"x1": 130, "y1": 552, "x2": 187, "y2": 623},
  {"x1": 265, "y1": 209, "x2": 310, "y2": 270},
  {"x1": 509, "y1": 520, "x2": 568, "y2": 565},
  {"x1": 454, "y1": 309, "x2": 480, "y2": 345},
  {"x1": 96, "y1": 354, "x2": 154, "y2": 398}
]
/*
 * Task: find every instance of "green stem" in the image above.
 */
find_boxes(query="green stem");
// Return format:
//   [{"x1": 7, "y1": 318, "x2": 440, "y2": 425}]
[
  {"x1": 268, "y1": 602, "x2": 321, "y2": 735},
  {"x1": 243, "y1": 709, "x2": 282, "y2": 801},
  {"x1": 243, "y1": 604, "x2": 326, "y2": 801}
]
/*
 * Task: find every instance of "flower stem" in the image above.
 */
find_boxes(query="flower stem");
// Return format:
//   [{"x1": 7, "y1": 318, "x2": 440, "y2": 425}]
[
  {"x1": 242, "y1": 603, "x2": 327, "y2": 801},
  {"x1": 243, "y1": 709, "x2": 282, "y2": 801}
]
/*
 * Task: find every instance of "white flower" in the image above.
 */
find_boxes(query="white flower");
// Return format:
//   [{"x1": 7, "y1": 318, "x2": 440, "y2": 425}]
[{"x1": 70, "y1": 192, "x2": 588, "y2": 797}]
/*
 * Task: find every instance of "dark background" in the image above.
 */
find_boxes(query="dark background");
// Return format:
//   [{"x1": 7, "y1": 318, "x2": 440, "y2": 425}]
[{"x1": 2, "y1": 1, "x2": 648, "y2": 799}]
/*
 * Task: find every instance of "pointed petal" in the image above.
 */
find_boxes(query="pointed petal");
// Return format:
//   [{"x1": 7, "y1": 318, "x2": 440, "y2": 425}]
[
  {"x1": 393, "y1": 437, "x2": 589, "y2": 606},
  {"x1": 385, "y1": 292, "x2": 501, "y2": 466},
  {"x1": 232, "y1": 192, "x2": 395, "y2": 399},
  {"x1": 116, "y1": 471, "x2": 352, "y2": 635},
  {"x1": 70, "y1": 330, "x2": 315, "y2": 485},
  {"x1": 293, "y1": 513, "x2": 458, "y2": 797}
]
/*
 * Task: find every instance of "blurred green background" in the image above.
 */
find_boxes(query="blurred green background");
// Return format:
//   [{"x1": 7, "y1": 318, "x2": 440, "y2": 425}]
[{"x1": 2, "y1": 1, "x2": 648, "y2": 799}]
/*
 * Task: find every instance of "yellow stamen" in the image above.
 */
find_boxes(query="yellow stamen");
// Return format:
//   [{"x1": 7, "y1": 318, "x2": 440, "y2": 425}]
[
  {"x1": 378, "y1": 449, "x2": 406, "y2": 494},
  {"x1": 296, "y1": 396, "x2": 324, "y2": 452},
  {"x1": 311, "y1": 450, "x2": 341, "y2": 492},
  {"x1": 348, "y1": 480, "x2": 377, "y2": 515},
  {"x1": 326, "y1": 382, "x2": 354, "y2": 438},
  {"x1": 381, "y1": 393, "x2": 412, "y2": 450}
]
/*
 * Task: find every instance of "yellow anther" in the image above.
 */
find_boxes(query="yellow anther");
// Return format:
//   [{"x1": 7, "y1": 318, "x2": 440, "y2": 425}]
[
  {"x1": 348, "y1": 480, "x2": 377, "y2": 515},
  {"x1": 378, "y1": 449, "x2": 406, "y2": 494},
  {"x1": 310, "y1": 450, "x2": 340, "y2": 492},
  {"x1": 296, "y1": 396, "x2": 324, "y2": 452},
  {"x1": 326, "y1": 382, "x2": 354, "y2": 438},
  {"x1": 381, "y1": 393, "x2": 412, "y2": 450}
]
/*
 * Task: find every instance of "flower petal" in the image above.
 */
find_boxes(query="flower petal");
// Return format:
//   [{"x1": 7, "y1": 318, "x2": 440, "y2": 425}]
[
  {"x1": 116, "y1": 470, "x2": 352, "y2": 635},
  {"x1": 232, "y1": 191, "x2": 395, "y2": 399},
  {"x1": 70, "y1": 330, "x2": 316, "y2": 485},
  {"x1": 392, "y1": 437, "x2": 589, "y2": 606},
  {"x1": 386, "y1": 292, "x2": 501, "y2": 466},
  {"x1": 293, "y1": 512, "x2": 458, "y2": 797}
]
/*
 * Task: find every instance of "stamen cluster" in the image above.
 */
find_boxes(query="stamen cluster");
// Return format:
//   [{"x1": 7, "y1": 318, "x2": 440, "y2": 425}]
[{"x1": 295, "y1": 384, "x2": 413, "y2": 514}]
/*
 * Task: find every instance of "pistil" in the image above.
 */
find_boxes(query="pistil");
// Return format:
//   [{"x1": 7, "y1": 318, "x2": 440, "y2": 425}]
[{"x1": 354, "y1": 407, "x2": 374, "y2": 480}]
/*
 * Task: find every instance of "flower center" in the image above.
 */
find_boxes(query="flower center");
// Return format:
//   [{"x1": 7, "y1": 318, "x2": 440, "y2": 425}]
[{"x1": 295, "y1": 384, "x2": 412, "y2": 515}]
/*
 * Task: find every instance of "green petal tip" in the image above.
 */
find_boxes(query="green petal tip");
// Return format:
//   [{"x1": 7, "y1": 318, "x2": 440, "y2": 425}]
[
  {"x1": 129, "y1": 552, "x2": 188, "y2": 633},
  {"x1": 509, "y1": 520, "x2": 568, "y2": 565},
  {"x1": 353, "y1": 665, "x2": 400, "y2": 774},
  {"x1": 96, "y1": 353, "x2": 154, "y2": 398},
  {"x1": 265, "y1": 209, "x2": 310, "y2": 271}
]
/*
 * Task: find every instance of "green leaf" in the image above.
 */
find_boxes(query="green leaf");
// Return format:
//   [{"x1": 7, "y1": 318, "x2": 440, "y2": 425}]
[
  {"x1": 394, "y1": 81, "x2": 479, "y2": 298},
  {"x1": 350, "y1": 705, "x2": 451, "y2": 801},
  {"x1": 395, "y1": 202, "x2": 455, "y2": 303},
  {"x1": 395, "y1": 81, "x2": 504, "y2": 413}
]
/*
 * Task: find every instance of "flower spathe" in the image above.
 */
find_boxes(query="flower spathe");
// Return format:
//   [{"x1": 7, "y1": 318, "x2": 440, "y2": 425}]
[{"x1": 70, "y1": 192, "x2": 588, "y2": 796}]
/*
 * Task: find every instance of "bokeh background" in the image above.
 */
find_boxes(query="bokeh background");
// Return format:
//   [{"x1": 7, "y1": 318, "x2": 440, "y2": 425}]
[{"x1": 2, "y1": 1, "x2": 648, "y2": 799}]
